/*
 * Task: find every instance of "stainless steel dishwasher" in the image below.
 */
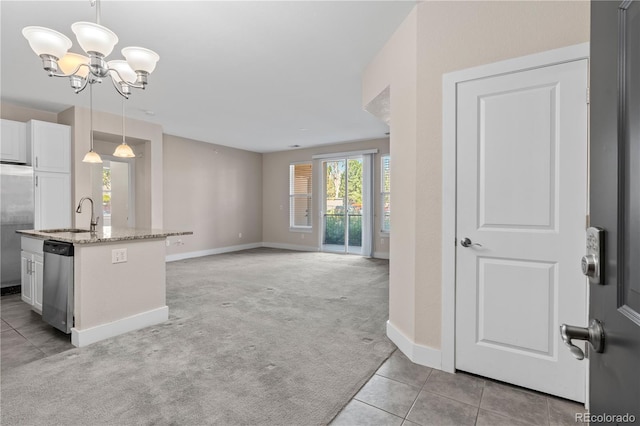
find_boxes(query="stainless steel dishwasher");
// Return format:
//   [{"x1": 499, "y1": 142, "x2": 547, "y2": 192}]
[{"x1": 42, "y1": 240, "x2": 74, "y2": 334}]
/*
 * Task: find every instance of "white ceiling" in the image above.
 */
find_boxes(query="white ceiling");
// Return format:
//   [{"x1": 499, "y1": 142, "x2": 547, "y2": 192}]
[{"x1": 1, "y1": 1, "x2": 414, "y2": 153}]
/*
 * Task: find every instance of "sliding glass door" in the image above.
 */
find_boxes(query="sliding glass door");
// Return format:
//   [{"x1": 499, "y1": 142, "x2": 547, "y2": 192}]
[{"x1": 322, "y1": 157, "x2": 363, "y2": 254}]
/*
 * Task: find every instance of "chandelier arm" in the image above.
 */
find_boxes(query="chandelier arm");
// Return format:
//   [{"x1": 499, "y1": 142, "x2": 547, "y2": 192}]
[
  {"x1": 121, "y1": 80, "x2": 145, "y2": 90},
  {"x1": 107, "y1": 68, "x2": 145, "y2": 90},
  {"x1": 74, "y1": 76, "x2": 91, "y2": 94},
  {"x1": 109, "y1": 75, "x2": 130, "y2": 99},
  {"x1": 48, "y1": 63, "x2": 91, "y2": 79}
]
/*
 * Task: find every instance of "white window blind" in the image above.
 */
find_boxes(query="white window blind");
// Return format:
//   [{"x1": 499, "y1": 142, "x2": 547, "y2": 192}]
[
  {"x1": 381, "y1": 155, "x2": 390, "y2": 232},
  {"x1": 289, "y1": 163, "x2": 312, "y2": 228}
]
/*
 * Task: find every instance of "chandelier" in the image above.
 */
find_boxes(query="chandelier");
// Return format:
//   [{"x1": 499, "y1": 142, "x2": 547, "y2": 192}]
[
  {"x1": 22, "y1": 0, "x2": 159, "y2": 99},
  {"x1": 22, "y1": 0, "x2": 157, "y2": 162}
]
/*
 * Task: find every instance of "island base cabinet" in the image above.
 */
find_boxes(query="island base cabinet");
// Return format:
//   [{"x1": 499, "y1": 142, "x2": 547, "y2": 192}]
[
  {"x1": 20, "y1": 253, "x2": 32, "y2": 305},
  {"x1": 21, "y1": 237, "x2": 44, "y2": 313},
  {"x1": 21, "y1": 251, "x2": 43, "y2": 313}
]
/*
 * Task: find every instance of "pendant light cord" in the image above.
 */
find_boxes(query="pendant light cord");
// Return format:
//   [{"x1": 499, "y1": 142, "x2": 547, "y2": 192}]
[
  {"x1": 122, "y1": 97, "x2": 126, "y2": 145},
  {"x1": 90, "y1": 82, "x2": 94, "y2": 151}
]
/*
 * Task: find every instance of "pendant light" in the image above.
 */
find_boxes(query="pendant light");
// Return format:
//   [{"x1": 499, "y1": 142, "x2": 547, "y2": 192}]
[
  {"x1": 82, "y1": 83, "x2": 102, "y2": 163},
  {"x1": 113, "y1": 97, "x2": 135, "y2": 158}
]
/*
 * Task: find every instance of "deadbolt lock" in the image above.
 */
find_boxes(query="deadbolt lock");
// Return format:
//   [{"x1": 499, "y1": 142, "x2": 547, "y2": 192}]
[{"x1": 582, "y1": 227, "x2": 605, "y2": 285}]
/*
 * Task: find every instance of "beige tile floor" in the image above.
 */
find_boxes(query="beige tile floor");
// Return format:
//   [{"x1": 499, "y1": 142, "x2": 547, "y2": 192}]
[{"x1": 330, "y1": 350, "x2": 587, "y2": 426}]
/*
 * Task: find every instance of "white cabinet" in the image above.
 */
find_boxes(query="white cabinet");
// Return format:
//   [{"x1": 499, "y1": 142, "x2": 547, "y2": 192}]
[
  {"x1": 20, "y1": 253, "x2": 33, "y2": 305},
  {"x1": 28, "y1": 120, "x2": 71, "y2": 173},
  {"x1": 27, "y1": 120, "x2": 72, "y2": 229},
  {"x1": 21, "y1": 237, "x2": 44, "y2": 313},
  {"x1": 35, "y1": 171, "x2": 71, "y2": 229},
  {"x1": 1, "y1": 119, "x2": 27, "y2": 163}
]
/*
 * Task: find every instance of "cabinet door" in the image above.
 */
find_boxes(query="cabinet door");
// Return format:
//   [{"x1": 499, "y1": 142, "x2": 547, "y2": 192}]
[
  {"x1": 29, "y1": 120, "x2": 71, "y2": 173},
  {"x1": 21, "y1": 252, "x2": 33, "y2": 305},
  {"x1": 32, "y1": 254, "x2": 44, "y2": 313},
  {"x1": 1, "y1": 119, "x2": 27, "y2": 163},
  {"x1": 35, "y1": 171, "x2": 71, "y2": 229}
]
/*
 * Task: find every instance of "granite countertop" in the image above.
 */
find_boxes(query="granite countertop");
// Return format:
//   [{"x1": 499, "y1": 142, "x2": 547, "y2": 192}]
[{"x1": 17, "y1": 227, "x2": 193, "y2": 245}]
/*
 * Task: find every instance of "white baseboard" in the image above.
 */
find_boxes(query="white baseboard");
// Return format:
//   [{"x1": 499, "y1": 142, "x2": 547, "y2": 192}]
[
  {"x1": 166, "y1": 242, "x2": 382, "y2": 261},
  {"x1": 71, "y1": 306, "x2": 169, "y2": 347},
  {"x1": 387, "y1": 320, "x2": 442, "y2": 369},
  {"x1": 261, "y1": 242, "x2": 320, "y2": 252},
  {"x1": 165, "y1": 243, "x2": 262, "y2": 262}
]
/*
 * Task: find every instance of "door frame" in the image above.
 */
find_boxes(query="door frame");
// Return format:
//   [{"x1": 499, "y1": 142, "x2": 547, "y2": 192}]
[
  {"x1": 98, "y1": 154, "x2": 136, "y2": 228},
  {"x1": 440, "y1": 43, "x2": 590, "y2": 375},
  {"x1": 320, "y1": 157, "x2": 365, "y2": 255},
  {"x1": 313, "y1": 148, "x2": 378, "y2": 255}
]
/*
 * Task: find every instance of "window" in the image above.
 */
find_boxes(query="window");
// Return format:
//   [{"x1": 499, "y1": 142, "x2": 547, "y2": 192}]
[
  {"x1": 290, "y1": 163, "x2": 312, "y2": 229},
  {"x1": 381, "y1": 155, "x2": 390, "y2": 232}
]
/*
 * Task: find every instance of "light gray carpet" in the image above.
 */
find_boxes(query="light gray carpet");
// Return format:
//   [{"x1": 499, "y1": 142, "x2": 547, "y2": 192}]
[{"x1": 1, "y1": 248, "x2": 394, "y2": 425}]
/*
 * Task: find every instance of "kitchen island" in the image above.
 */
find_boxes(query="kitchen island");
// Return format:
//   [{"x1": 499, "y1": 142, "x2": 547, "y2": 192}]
[{"x1": 17, "y1": 227, "x2": 192, "y2": 347}]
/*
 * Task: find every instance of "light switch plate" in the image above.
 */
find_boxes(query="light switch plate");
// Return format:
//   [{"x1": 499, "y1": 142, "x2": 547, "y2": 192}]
[{"x1": 112, "y1": 248, "x2": 127, "y2": 264}]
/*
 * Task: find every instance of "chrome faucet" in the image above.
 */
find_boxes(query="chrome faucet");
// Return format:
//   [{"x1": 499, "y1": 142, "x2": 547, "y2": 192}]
[{"x1": 76, "y1": 196, "x2": 100, "y2": 232}]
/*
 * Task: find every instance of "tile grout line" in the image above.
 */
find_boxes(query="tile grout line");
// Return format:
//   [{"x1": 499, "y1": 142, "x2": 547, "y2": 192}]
[
  {"x1": 12, "y1": 328, "x2": 48, "y2": 357},
  {"x1": 327, "y1": 348, "x2": 398, "y2": 424},
  {"x1": 478, "y1": 406, "x2": 541, "y2": 426},
  {"x1": 402, "y1": 366, "x2": 434, "y2": 424},
  {"x1": 474, "y1": 385, "x2": 486, "y2": 425},
  {"x1": 350, "y1": 398, "x2": 405, "y2": 421},
  {"x1": 374, "y1": 372, "x2": 428, "y2": 390}
]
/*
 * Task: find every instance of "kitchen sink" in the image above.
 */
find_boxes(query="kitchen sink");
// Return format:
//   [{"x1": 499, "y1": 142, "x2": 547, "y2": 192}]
[{"x1": 39, "y1": 228, "x2": 92, "y2": 234}]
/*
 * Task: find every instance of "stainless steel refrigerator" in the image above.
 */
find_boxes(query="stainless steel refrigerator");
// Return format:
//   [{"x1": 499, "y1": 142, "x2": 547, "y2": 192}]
[{"x1": 1, "y1": 164, "x2": 34, "y2": 288}]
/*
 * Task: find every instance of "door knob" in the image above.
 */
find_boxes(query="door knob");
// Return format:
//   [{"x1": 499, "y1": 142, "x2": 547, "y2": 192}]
[
  {"x1": 460, "y1": 237, "x2": 482, "y2": 248},
  {"x1": 560, "y1": 319, "x2": 605, "y2": 360}
]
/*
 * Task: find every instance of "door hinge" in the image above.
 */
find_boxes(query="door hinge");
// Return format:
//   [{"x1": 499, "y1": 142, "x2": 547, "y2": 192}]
[
  {"x1": 586, "y1": 214, "x2": 591, "y2": 228},
  {"x1": 35, "y1": 175, "x2": 38, "y2": 187},
  {"x1": 586, "y1": 87, "x2": 590, "y2": 104}
]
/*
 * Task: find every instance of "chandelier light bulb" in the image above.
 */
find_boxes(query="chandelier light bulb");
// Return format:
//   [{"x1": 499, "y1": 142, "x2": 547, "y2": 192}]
[
  {"x1": 22, "y1": 26, "x2": 72, "y2": 60},
  {"x1": 58, "y1": 52, "x2": 90, "y2": 78},
  {"x1": 71, "y1": 22, "x2": 118, "y2": 57}
]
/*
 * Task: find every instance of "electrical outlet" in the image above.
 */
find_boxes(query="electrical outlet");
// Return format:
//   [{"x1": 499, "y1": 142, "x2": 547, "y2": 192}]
[
  {"x1": 238, "y1": 232, "x2": 242, "y2": 239},
  {"x1": 112, "y1": 248, "x2": 127, "y2": 264}
]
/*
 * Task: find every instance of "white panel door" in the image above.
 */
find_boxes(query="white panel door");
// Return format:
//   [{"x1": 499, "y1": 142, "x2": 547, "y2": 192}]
[{"x1": 455, "y1": 59, "x2": 588, "y2": 402}]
